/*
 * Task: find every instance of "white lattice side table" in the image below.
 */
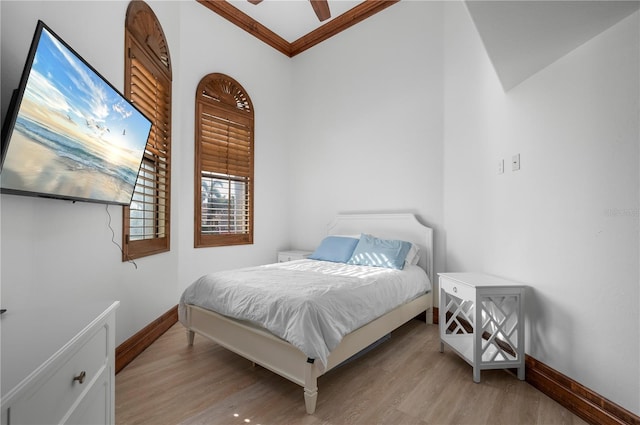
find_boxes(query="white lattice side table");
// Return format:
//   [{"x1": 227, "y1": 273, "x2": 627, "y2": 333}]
[{"x1": 438, "y1": 273, "x2": 526, "y2": 383}]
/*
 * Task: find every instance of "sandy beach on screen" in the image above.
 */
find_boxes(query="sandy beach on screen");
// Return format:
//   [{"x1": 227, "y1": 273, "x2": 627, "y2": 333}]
[{"x1": 1, "y1": 131, "x2": 134, "y2": 203}]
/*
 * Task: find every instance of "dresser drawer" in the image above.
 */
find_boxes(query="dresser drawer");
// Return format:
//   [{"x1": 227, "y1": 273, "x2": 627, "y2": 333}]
[
  {"x1": 8, "y1": 324, "x2": 109, "y2": 424},
  {"x1": 440, "y1": 276, "x2": 475, "y2": 302}
]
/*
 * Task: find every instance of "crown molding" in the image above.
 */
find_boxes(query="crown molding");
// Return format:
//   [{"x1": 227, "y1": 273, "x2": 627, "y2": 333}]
[{"x1": 197, "y1": 0, "x2": 399, "y2": 57}]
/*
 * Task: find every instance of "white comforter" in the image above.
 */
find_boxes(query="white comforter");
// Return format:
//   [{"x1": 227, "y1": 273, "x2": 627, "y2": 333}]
[{"x1": 179, "y1": 259, "x2": 430, "y2": 368}]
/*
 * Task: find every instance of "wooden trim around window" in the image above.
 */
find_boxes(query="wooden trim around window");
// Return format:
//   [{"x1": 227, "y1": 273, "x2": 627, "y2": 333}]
[
  {"x1": 122, "y1": 1, "x2": 172, "y2": 260},
  {"x1": 194, "y1": 74, "x2": 254, "y2": 248},
  {"x1": 197, "y1": 0, "x2": 400, "y2": 57}
]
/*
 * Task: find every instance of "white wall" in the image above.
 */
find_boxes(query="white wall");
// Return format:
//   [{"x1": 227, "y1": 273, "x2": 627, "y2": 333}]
[
  {"x1": 288, "y1": 1, "x2": 445, "y2": 275},
  {"x1": 2, "y1": 0, "x2": 638, "y2": 416},
  {"x1": 0, "y1": 1, "x2": 292, "y2": 346},
  {"x1": 444, "y1": 2, "x2": 639, "y2": 414}
]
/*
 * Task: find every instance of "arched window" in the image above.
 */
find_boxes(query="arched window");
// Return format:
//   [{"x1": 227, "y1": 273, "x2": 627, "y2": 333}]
[
  {"x1": 123, "y1": 0, "x2": 172, "y2": 259},
  {"x1": 195, "y1": 73, "x2": 254, "y2": 247}
]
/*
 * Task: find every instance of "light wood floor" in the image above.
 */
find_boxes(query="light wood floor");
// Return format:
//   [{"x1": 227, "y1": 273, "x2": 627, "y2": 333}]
[{"x1": 116, "y1": 320, "x2": 588, "y2": 425}]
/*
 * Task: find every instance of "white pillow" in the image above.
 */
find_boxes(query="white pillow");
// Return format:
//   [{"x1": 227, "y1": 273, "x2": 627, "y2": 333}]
[{"x1": 404, "y1": 243, "x2": 420, "y2": 266}]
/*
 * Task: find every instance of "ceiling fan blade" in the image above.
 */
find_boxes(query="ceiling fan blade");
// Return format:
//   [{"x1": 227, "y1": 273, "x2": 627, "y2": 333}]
[
  {"x1": 310, "y1": 0, "x2": 331, "y2": 22},
  {"x1": 248, "y1": 0, "x2": 262, "y2": 4}
]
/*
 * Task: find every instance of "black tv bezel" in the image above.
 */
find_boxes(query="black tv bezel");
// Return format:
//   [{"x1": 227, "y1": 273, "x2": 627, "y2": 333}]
[{"x1": 0, "y1": 20, "x2": 151, "y2": 207}]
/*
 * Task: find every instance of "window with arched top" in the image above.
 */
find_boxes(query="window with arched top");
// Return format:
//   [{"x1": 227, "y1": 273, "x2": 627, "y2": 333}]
[
  {"x1": 122, "y1": 0, "x2": 172, "y2": 260},
  {"x1": 195, "y1": 73, "x2": 254, "y2": 248}
]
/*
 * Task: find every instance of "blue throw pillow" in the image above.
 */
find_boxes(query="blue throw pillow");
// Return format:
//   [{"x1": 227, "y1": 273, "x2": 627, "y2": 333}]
[
  {"x1": 347, "y1": 234, "x2": 412, "y2": 270},
  {"x1": 308, "y1": 236, "x2": 360, "y2": 263}
]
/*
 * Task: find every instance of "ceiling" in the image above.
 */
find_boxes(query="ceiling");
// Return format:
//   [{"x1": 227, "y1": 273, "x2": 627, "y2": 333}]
[
  {"x1": 203, "y1": 0, "x2": 640, "y2": 89},
  {"x1": 466, "y1": 1, "x2": 640, "y2": 90}
]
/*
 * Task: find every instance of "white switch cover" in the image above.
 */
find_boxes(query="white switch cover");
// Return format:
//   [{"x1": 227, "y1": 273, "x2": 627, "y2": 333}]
[
  {"x1": 512, "y1": 154, "x2": 520, "y2": 171},
  {"x1": 498, "y1": 159, "x2": 504, "y2": 174}
]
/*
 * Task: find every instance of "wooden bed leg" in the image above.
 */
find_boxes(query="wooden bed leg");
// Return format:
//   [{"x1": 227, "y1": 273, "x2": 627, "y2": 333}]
[
  {"x1": 304, "y1": 387, "x2": 318, "y2": 414},
  {"x1": 187, "y1": 329, "x2": 195, "y2": 346},
  {"x1": 304, "y1": 362, "x2": 318, "y2": 414}
]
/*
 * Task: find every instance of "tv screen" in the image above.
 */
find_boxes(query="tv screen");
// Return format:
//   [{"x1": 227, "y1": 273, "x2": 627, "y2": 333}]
[{"x1": 0, "y1": 20, "x2": 151, "y2": 206}]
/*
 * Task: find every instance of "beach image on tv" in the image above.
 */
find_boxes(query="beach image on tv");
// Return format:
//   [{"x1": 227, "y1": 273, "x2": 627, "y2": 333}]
[{"x1": 1, "y1": 26, "x2": 152, "y2": 204}]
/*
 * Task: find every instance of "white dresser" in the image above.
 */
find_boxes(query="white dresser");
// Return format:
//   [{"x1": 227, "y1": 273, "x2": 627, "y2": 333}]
[
  {"x1": 438, "y1": 273, "x2": 525, "y2": 383},
  {"x1": 1, "y1": 301, "x2": 119, "y2": 425}
]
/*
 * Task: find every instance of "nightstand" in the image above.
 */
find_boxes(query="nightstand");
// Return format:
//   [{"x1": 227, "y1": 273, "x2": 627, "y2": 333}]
[
  {"x1": 438, "y1": 273, "x2": 525, "y2": 383},
  {"x1": 277, "y1": 250, "x2": 312, "y2": 262}
]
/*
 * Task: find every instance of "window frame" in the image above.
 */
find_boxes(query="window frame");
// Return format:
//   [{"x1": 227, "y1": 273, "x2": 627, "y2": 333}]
[
  {"x1": 194, "y1": 73, "x2": 254, "y2": 248},
  {"x1": 122, "y1": 0, "x2": 172, "y2": 260}
]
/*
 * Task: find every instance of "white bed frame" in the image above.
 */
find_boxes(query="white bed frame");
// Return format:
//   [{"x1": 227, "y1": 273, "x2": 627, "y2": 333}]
[{"x1": 183, "y1": 213, "x2": 434, "y2": 414}]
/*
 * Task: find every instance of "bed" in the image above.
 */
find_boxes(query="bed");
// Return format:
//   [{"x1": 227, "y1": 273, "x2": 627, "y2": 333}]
[{"x1": 179, "y1": 213, "x2": 434, "y2": 414}]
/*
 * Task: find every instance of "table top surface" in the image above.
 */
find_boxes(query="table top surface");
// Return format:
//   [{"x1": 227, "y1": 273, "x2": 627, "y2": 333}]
[{"x1": 439, "y1": 272, "x2": 526, "y2": 289}]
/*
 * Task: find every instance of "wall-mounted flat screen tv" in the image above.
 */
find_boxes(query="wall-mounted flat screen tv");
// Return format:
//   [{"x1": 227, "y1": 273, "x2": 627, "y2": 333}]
[{"x1": 0, "y1": 20, "x2": 151, "y2": 206}]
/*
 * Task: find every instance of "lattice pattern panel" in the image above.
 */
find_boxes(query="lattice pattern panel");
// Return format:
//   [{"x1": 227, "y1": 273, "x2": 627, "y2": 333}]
[
  {"x1": 443, "y1": 292, "x2": 475, "y2": 336},
  {"x1": 479, "y1": 295, "x2": 520, "y2": 363}
]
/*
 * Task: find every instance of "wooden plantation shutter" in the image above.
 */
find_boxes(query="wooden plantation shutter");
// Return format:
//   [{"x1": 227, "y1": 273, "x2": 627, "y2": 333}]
[
  {"x1": 195, "y1": 74, "x2": 254, "y2": 247},
  {"x1": 123, "y1": 0, "x2": 172, "y2": 260}
]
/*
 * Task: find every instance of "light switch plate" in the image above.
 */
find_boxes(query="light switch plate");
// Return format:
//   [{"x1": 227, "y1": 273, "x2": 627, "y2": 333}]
[
  {"x1": 498, "y1": 159, "x2": 504, "y2": 174},
  {"x1": 512, "y1": 154, "x2": 520, "y2": 171}
]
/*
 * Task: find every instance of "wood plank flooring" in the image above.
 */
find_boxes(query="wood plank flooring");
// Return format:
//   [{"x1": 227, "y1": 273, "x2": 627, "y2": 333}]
[{"x1": 116, "y1": 320, "x2": 588, "y2": 425}]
